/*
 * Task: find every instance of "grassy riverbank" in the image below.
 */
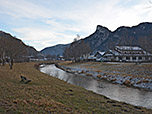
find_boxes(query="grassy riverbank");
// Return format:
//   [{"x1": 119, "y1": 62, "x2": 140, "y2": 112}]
[
  {"x1": 59, "y1": 61, "x2": 152, "y2": 79},
  {"x1": 59, "y1": 61, "x2": 152, "y2": 90},
  {"x1": 0, "y1": 62, "x2": 152, "y2": 114}
]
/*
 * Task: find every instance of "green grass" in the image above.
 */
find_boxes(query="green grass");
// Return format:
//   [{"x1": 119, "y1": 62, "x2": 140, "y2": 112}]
[{"x1": 0, "y1": 62, "x2": 152, "y2": 114}]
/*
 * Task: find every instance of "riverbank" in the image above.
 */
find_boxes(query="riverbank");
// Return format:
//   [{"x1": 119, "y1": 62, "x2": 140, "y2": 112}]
[
  {"x1": 58, "y1": 61, "x2": 152, "y2": 90},
  {"x1": 0, "y1": 62, "x2": 152, "y2": 113}
]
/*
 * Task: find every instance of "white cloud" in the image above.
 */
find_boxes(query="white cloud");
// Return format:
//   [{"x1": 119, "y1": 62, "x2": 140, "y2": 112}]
[
  {"x1": 0, "y1": 0, "x2": 53, "y2": 19},
  {"x1": 13, "y1": 27, "x2": 74, "y2": 51},
  {"x1": 43, "y1": 19, "x2": 81, "y2": 32},
  {"x1": 0, "y1": 0, "x2": 152, "y2": 51}
]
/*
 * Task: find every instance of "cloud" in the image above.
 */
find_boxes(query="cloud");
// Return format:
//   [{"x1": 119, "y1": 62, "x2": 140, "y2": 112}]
[
  {"x1": 13, "y1": 27, "x2": 75, "y2": 51},
  {"x1": 43, "y1": 19, "x2": 81, "y2": 32},
  {"x1": 0, "y1": 0, "x2": 152, "y2": 51},
  {"x1": 0, "y1": 0, "x2": 52, "y2": 19}
]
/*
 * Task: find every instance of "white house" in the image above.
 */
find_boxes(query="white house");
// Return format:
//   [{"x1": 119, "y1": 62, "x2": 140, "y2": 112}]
[{"x1": 103, "y1": 46, "x2": 152, "y2": 62}]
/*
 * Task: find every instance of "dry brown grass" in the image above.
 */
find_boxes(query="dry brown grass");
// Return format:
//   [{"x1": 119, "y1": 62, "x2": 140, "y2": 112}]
[
  {"x1": 124, "y1": 80, "x2": 132, "y2": 86},
  {"x1": 80, "y1": 70, "x2": 85, "y2": 73},
  {"x1": 61, "y1": 62, "x2": 152, "y2": 79},
  {"x1": 85, "y1": 73, "x2": 92, "y2": 77},
  {"x1": 0, "y1": 62, "x2": 152, "y2": 114},
  {"x1": 137, "y1": 80, "x2": 150, "y2": 84},
  {"x1": 97, "y1": 74, "x2": 102, "y2": 78}
]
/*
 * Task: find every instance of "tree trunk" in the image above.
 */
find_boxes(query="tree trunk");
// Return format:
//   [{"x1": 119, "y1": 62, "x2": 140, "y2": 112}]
[
  {"x1": 9, "y1": 58, "x2": 13, "y2": 69},
  {"x1": 2, "y1": 58, "x2": 5, "y2": 66}
]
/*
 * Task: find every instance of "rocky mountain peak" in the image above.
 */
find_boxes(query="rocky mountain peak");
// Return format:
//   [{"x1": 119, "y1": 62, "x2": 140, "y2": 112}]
[
  {"x1": 96, "y1": 25, "x2": 111, "y2": 33},
  {"x1": 40, "y1": 22, "x2": 152, "y2": 56}
]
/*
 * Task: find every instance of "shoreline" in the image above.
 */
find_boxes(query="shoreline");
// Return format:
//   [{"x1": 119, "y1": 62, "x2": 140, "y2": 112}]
[
  {"x1": 57, "y1": 62, "x2": 152, "y2": 91},
  {"x1": 1, "y1": 62, "x2": 152, "y2": 113}
]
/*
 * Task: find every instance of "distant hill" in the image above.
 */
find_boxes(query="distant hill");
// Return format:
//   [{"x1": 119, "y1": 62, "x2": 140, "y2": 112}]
[
  {"x1": 40, "y1": 22, "x2": 152, "y2": 56},
  {"x1": 40, "y1": 44, "x2": 69, "y2": 56},
  {"x1": 83, "y1": 22, "x2": 152, "y2": 54},
  {"x1": 0, "y1": 31, "x2": 38, "y2": 56}
]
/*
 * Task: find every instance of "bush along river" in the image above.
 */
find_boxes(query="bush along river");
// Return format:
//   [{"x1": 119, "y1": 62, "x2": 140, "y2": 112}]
[{"x1": 40, "y1": 64, "x2": 152, "y2": 109}]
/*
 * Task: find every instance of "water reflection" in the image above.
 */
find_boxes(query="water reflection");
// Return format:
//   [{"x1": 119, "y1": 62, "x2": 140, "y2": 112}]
[{"x1": 40, "y1": 64, "x2": 152, "y2": 109}]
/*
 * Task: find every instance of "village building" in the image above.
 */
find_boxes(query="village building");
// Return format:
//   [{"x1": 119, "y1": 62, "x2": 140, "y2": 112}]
[
  {"x1": 94, "y1": 51, "x2": 105, "y2": 61},
  {"x1": 102, "y1": 46, "x2": 152, "y2": 62},
  {"x1": 87, "y1": 54, "x2": 96, "y2": 61}
]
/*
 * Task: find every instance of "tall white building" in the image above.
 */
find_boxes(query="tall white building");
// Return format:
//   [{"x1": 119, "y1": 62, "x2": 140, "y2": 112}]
[{"x1": 103, "y1": 46, "x2": 152, "y2": 62}]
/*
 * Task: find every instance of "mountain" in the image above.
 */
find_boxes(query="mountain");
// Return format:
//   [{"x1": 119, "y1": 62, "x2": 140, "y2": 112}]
[
  {"x1": 84, "y1": 25, "x2": 112, "y2": 52},
  {"x1": 83, "y1": 22, "x2": 152, "y2": 53},
  {"x1": 0, "y1": 31, "x2": 38, "y2": 56},
  {"x1": 40, "y1": 44, "x2": 70, "y2": 56},
  {"x1": 40, "y1": 22, "x2": 152, "y2": 56}
]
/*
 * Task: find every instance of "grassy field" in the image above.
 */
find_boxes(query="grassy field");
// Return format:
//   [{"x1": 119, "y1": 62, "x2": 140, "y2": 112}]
[
  {"x1": 0, "y1": 62, "x2": 152, "y2": 114},
  {"x1": 60, "y1": 61, "x2": 152, "y2": 79}
]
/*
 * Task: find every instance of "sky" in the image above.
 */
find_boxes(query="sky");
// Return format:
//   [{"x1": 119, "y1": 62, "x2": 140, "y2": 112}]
[{"x1": 0, "y1": 0, "x2": 152, "y2": 51}]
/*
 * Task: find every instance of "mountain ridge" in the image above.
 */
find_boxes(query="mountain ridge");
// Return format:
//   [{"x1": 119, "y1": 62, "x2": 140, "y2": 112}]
[
  {"x1": 40, "y1": 44, "x2": 70, "y2": 56},
  {"x1": 40, "y1": 22, "x2": 152, "y2": 55},
  {"x1": 0, "y1": 31, "x2": 38, "y2": 56},
  {"x1": 83, "y1": 22, "x2": 152, "y2": 53}
]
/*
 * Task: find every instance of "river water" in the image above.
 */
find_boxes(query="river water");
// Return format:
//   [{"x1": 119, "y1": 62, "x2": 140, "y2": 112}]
[{"x1": 40, "y1": 64, "x2": 152, "y2": 109}]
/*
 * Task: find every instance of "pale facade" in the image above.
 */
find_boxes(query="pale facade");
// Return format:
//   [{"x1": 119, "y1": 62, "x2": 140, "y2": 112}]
[{"x1": 103, "y1": 46, "x2": 152, "y2": 62}]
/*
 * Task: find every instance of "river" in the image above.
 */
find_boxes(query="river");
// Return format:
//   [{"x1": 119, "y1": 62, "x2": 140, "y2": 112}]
[{"x1": 40, "y1": 64, "x2": 152, "y2": 109}]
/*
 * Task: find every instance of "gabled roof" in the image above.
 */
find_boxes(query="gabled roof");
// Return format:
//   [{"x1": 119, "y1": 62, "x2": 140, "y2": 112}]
[
  {"x1": 98, "y1": 51, "x2": 105, "y2": 55},
  {"x1": 95, "y1": 51, "x2": 105, "y2": 56},
  {"x1": 115, "y1": 46, "x2": 142, "y2": 51},
  {"x1": 103, "y1": 50, "x2": 118, "y2": 57}
]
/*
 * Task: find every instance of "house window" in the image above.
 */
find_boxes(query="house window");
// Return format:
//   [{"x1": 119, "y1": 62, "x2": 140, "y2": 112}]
[
  {"x1": 126, "y1": 57, "x2": 130, "y2": 60},
  {"x1": 139, "y1": 57, "x2": 142, "y2": 60},
  {"x1": 119, "y1": 57, "x2": 122, "y2": 60},
  {"x1": 132, "y1": 57, "x2": 136, "y2": 60}
]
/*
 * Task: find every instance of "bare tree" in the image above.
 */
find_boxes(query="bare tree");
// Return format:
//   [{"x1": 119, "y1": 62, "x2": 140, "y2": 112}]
[
  {"x1": 0, "y1": 37, "x2": 7, "y2": 66},
  {"x1": 5, "y1": 38, "x2": 26, "y2": 69},
  {"x1": 76, "y1": 34, "x2": 80, "y2": 40},
  {"x1": 73, "y1": 34, "x2": 81, "y2": 42},
  {"x1": 64, "y1": 40, "x2": 91, "y2": 61},
  {"x1": 0, "y1": 31, "x2": 31, "y2": 69}
]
